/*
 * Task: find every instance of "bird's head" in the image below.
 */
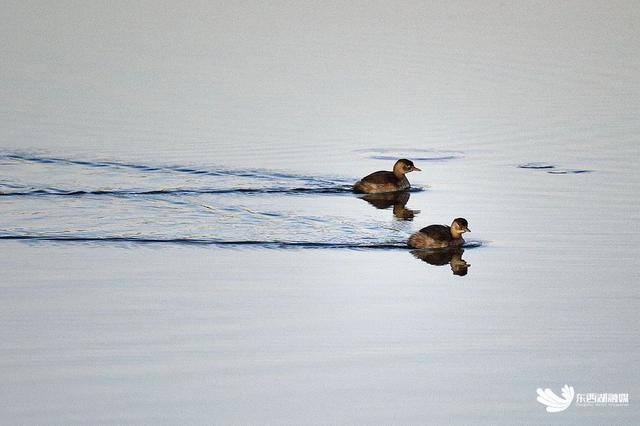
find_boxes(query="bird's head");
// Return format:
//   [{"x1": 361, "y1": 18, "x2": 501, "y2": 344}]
[
  {"x1": 393, "y1": 159, "x2": 421, "y2": 176},
  {"x1": 450, "y1": 217, "x2": 470, "y2": 238}
]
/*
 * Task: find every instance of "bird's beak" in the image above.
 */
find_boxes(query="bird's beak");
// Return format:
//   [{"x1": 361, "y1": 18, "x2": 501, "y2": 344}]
[
  {"x1": 463, "y1": 227, "x2": 471, "y2": 233},
  {"x1": 412, "y1": 166, "x2": 421, "y2": 172}
]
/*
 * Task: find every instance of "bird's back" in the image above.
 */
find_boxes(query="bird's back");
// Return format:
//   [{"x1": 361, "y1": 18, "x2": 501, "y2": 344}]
[
  {"x1": 360, "y1": 170, "x2": 399, "y2": 184},
  {"x1": 353, "y1": 170, "x2": 409, "y2": 193},
  {"x1": 418, "y1": 224, "x2": 453, "y2": 242}
]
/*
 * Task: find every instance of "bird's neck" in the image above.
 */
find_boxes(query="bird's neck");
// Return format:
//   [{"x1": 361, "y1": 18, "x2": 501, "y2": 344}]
[
  {"x1": 450, "y1": 228, "x2": 464, "y2": 239},
  {"x1": 392, "y1": 166, "x2": 406, "y2": 179}
]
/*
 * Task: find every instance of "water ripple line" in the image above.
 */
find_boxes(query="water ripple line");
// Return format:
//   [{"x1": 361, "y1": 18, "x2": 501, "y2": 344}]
[
  {"x1": 1, "y1": 153, "x2": 352, "y2": 185},
  {"x1": 518, "y1": 162, "x2": 592, "y2": 174},
  {"x1": 0, "y1": 234, "x2": 407, "y2": 249},
  {"x1": 0, "y1": 186, "x2": 358, "y2": 197},
  {"x1": 0, "y1": 234, "x2": 484, "y2": 250}
]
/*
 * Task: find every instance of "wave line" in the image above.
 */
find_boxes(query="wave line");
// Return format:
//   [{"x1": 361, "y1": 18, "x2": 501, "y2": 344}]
[
  {"x1": 0, "y1": 186, "x2": 357, "y2": 197},
  {"x1": 2, "y1": 154, "x2": 351, "y2": 185},
  {"x1": 0, "y1": 234, "x2": 482, "y2": 250},
  {"x1": 0, "y1": 234, "x2": 407, "y2": 249}
]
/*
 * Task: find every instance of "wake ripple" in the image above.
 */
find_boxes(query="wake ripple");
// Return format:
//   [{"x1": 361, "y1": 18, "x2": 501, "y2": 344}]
[
  {"x1": 0, "y1": 186, "x2": 356, "y2": 197},
  {"x1": 0, "y1": 234, "x2": 406, "y2": 249},
  {"x1": 0, "y1": 234, "x2": 483, "y2": 250},
  {"x1": 354, "y1": 148, "x2": 464, "y2": 162},
  {"x1": 0, "y1": 152, "x2": 434, "y2": 250},
  {"x1": 0, "y1": 153, "x2": 389, "y2": 197},
  {"x1": 518, "y1": 162, "x2": 592, "y2": 174},
  {"x1": 2, "y1": 153, "x2": 349, "y2": 184}
]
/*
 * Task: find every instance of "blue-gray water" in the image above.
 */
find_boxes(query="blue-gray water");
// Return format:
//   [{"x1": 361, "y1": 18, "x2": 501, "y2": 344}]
[{"x1": 1, "y1": 1, "x2": 639, "y2": 424}]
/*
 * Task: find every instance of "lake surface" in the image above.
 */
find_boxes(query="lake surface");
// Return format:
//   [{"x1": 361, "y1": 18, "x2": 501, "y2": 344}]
[{"x1": 1, "y1": 1, "x2": 638, "y2": 424}]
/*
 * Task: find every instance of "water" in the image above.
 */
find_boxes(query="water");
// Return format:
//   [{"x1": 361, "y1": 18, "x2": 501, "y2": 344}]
[{"x1": 1, "y1": 1, "x2": 639, "y2": 424}]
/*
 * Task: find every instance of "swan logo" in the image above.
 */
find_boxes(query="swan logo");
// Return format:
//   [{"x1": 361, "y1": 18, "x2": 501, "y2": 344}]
[{"x1": 536, "y1": 385, "x2": 575, "y2": 413}]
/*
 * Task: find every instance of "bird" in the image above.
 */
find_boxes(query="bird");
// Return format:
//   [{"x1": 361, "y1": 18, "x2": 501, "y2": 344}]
[
  {"x1": 353, "y1": 159, "x2": 421, "y2": 194},
  {"x1": 407, "y1": 218, "x2": 470, "y2": 249}
]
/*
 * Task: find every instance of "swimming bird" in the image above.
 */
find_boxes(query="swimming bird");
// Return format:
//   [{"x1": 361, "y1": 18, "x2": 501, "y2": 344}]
[
  {"x1": 408, "y1": 218, "x2": 470, "y2": 249},
  {"x1": 353, "y1": 159, "x2": 421, "y2": 194}
]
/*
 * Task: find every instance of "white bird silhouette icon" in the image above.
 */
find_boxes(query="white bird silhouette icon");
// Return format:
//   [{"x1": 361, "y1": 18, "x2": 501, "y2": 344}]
[{"x1": 536, "y1": 385, "x2": 575, "y2": 412}]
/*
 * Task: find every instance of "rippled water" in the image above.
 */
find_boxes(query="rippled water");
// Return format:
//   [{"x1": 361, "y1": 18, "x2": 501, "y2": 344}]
[
  {"x1": 1, "y1": 152, "x2": 430, "y2": 248},
  {"x1": 1, "y1": 1, "x2": 639, "y2": 425}
]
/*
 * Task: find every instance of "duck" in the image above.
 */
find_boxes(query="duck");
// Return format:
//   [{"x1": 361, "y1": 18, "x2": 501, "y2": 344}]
[
  {"x1": 408, "y1": 218, "x2": 470, "y2": 249},
  {"x1": 353, "y1": 159, "x2": 421, "y2": 194}
]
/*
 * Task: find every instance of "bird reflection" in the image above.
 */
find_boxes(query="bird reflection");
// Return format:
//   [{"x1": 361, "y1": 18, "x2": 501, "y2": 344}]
[
  {"x1": 359, "y1": 190, "x2": 420, "y2": 220},
  {"x1": 410, "y1": 248, "x2": 470, "y2": 276}
]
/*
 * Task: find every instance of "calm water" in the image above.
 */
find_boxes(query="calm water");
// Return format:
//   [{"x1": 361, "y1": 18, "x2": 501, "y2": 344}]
[{"x1": 1, "y1": 1, "x2": 639, "y2": 424}]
